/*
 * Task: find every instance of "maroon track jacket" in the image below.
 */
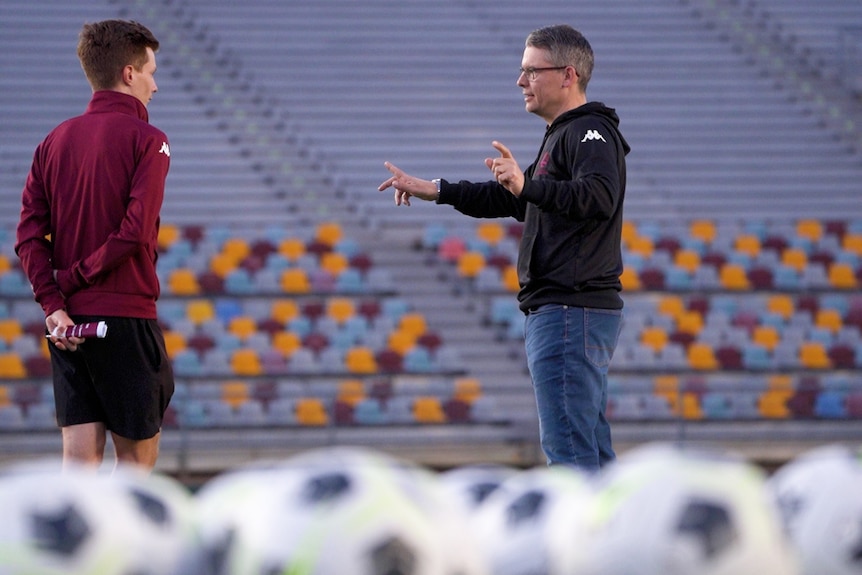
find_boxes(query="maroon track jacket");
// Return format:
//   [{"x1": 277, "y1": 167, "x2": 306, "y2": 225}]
[{"x1": 16, "y1": 90, "x2": 170, "y2": 319}]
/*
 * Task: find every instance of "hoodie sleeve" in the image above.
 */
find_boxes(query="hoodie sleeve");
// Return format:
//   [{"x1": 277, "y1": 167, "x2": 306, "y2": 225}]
[{"x1": 519, "y1": 116, "x2": 625, "y2": 221}]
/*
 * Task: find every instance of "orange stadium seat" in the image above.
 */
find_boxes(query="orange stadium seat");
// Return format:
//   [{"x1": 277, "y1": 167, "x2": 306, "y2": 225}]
[
  {"x1": 718, "y1": 264, "x2": 750, "y2": 290},
  {"x1": 796, "y1": 219, "x2": 823, "y2": 243},
  {"x1": 278, "y1": 238, "x2": 307, "y2": 261},
  {"x1": 640, "y1": 326, "x2": 668, "y2": 353},
  {"x1": 167, "y1": 268, "x2": 201, "y2": 295},
  {"x1": 228, "y1": 316, "x2": 258, "y2": 341},
  {"x1": 814, "y1": 309, "x2": 843, "y2": 334},
  {"x1": 295, "y1": 398, "x2": 329, "y2": 426},
  {"x1": 0, "y1": 354, "x2": 26, "y2": 379},
  {"x1": 326, "y1": 297, "x2": 356, "y2": 324},
  {"x1": 280, "y1": 268, "x2": 311, "y2": 294},
  {"x1": 413, "y1": 396, "x2": 446, "y2": 423},
  {"x1": 781, "y1": 248, "x2": 808, "y2": 272},
  {"x1": 344, "y1": 346, "x2": 377, "y2": 373},
  {"x1": 162, "y1": 331, "x2": 187, "y2": 359},
  {"x1": 502, "y1": 264, "x2": 520, "y2": 292},
  {"x1": 398, "y1": 312, "x2": 427, "y2": 338},
  {"x1": 688, "y1": 343, "x2": 719, "y2": 370},
  {"x1": 336, "y1": 379, "x2": 366, "y2": 406},
  {"x1": 621, "y1": 220, "x2": 638, "y2": 247},
  {"x1": 619, "y1": 267, "x2": 641, "y2": 291},
  {"x1": 0, "y1": 319, "x2": 23, "y2": 345},
  {"x1": 271, "y1": 299, "x2": 300, "y2": 324},
  {"x1": 157, "y1": 223, "x2": 180, "y2": 250},
  {"x1": 752, "y1": 326, "x2": 781, "y2": 352},
  {"x1": 221, "y1": 381, "x2": 250, "y2": 409},
  {"x1": 673, "y1": 249, "x2": 701, "y2": 273},
  {"x1": 657, "y1": 295, "x2": 685, "y2": 320},
  {"x1": 186, "y1": 299, "x2": 215, "y2": 325},
  {"x1": 689, "y1": 220, "x2": 716, "y2": 245},
  {"x1": 231, "y1": 349, "x2": 263, "y2": 376},
  {"x1": 476, "y1": 221, "x2": 505, "y2": 246},
  {"x1": 453, "y1": 378, "x2": 483, "y2": 404},
  {"x1": 681, "y1": 393, "x2": 703, "y2": 420},
  {"x1": 457, "y1": 251, "x2": 486, "y2": 278},
  {"x1": 272, "y1": 331, "x2": 302, "y2": 357},
  {"x1": 734, "y1": 234, "x2": 761, "y2": 258},
  {"x1": 627, "y1": 235, "x2": 654, "y2": 258},
  {"x1": 828, "y1": 262, "x2": 858, "y2": 289},
  {"x1": 798, "y1": 342, "x2": 831, "y2": 369},
  {"x1": 766, "y1": 294, "x2": 795, "y2": 320},
  {"x1": 315, "y1": 222, "x2": 343, "y2": 247},
  {"x1": 320, "y1": 251, "x2": 349, "y2": 276}
]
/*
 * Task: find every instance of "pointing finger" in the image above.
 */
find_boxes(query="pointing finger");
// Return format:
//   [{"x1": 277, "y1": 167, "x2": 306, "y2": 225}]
[{"x1": 491, "y1": 140, "x2": 514, "y2": 159}]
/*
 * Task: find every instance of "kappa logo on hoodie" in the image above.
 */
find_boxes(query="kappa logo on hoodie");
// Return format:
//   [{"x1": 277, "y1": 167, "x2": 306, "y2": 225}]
[
  {"x1": 159, "y1": 142, "x2": 171, "y2": 157},
  {"x1": 580, "y1": 129, "x2": 606, "y2": 143}
]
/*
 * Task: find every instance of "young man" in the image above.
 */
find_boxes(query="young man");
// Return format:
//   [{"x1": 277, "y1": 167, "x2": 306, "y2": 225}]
[
  {"x1": 15, "y1": 20, "x2": 174, "y2": 470},
  {"x1": 379, "y1": 25, "x2": 630, "y2": 471}
]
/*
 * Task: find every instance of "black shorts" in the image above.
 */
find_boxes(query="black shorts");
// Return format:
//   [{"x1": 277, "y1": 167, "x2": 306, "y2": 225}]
[{"x1": 49, "y1": 316, "x2": 174, "y2": 440}]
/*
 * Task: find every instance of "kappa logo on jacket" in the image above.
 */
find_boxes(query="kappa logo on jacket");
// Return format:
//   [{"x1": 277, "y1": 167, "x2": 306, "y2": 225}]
[
  {"x1": 580, "y1": 129, "x2": 606, "y2": 143},
  {"x1": 159, "y1": 142, "x2": 171, "y2": 157}
]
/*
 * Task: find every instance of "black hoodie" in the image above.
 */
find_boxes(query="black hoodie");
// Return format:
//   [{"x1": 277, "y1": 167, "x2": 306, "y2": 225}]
[{"x1": 438, "y1": 101, "x2": 631, "y2": 313}]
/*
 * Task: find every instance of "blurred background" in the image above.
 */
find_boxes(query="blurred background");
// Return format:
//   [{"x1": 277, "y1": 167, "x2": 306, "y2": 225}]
[{"x1": 1, "y1": 0, "x2": 862, "y2": 483}]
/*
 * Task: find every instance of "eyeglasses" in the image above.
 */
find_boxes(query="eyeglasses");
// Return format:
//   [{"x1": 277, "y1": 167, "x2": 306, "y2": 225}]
[{"x1": 518, "y1": 66, "x2": 567, "y2": 81}]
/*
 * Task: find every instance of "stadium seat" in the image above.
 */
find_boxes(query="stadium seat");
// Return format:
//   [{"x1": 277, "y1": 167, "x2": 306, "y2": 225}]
[
  {"x1": 457, "y1": 251, "x2": 486, "y2": 279},
  {"x1": 353, "y1": 398, "x2": 389, "y2": 425},
  {"x1": 813, "y1": 390, "x2": 847, "y2": 418},
  {"x1": 758, "y1": 390, "x2": 792, "y2": 419},
  {"x1": 687, "y1": 343, "x2": 719, "y2": 370},
  {"x1": 501, "y1": 265, "x2": 520, "y2": 292},
  {"x1": 230, "y1": 349, "x2": 263, "y2": 376},
  {"x1": 344, "y1": 346, "x2": 377, "y2": 373},
  {"x1": 315, "y1": 221, "x2": 343, "y2": 247},
  {"x1": 828, "y1": 262, "x2": 858, "y2": 288},
  {"x1": 453, "y1": 377, "x2": 482, "y2": 404},
  {"x1": 689, "y1": 220, "x2": 716, "y2": 245},
  {"x1": 320, "y1": 251, "x2": 349, "y2": 276},
  {"x1": 295, "y1": 398, "x2": 329, "y2": 426},
  {"x1": 798, "y1": 342, "x2": 831, "y2": 369},
  {"x1": 781, "y1": 248, "x2": 808, "y2": 272},
  {"x1": 278, "y1": 237, "x2": 307, "y2": 261},
  {"x1": 336, "y1": 379, "x2": 366, "y2": 406},
  {"x1": 619, "y1": 267, "x2": 641, "y2": 290},
  {"x1": 640, "y1": 326, "x2": 668, "y2": 353},
  {"x1": 186, "y1": 299, "x2": 216, "y2": 325},
  {"x1": 221, "y1": 381, "x2": 250, "y2": 409},
  {"x1": 437, "y1": 236, "x2": 467, "y2": 262},
  {"x1": 718, "y1": 263, "x2": 750, "y2": 290},
  {"x1": 280, "y1": 268, "x2": 311, "y2": 293},
  {"x1": 734, "y1": 234, "x2": 761, "y2": 258},
  {"x1": 476, "y1": 221, "x2": 505, "y2": 246},
  {"x1": 796, "y1": 219, "x2": 823, "y2": 243},
  {"x1": 0, "y1": 354, "x2": 26, "y2": 379},
  {"x1": 326, "y1": 297, "x2": 356, "y2": 324},
  {"x1": 167, "y1": 268, "x2": 201, "y2": 295},
  {"x1": 413, "y1": 396, "x2": 446, "y2": 423},
  {"x1": 228, "y1": 316, "x2": 258, "y2": 341},
  {"x1": 0, "y1": 319, "x2": 23, "y2": 345}
]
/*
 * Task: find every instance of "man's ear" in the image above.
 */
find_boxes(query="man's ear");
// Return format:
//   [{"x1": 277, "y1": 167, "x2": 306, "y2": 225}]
[
  {"x1": 563, "y1": 66, "x2": 578, "y2": 88},
  {"x1": 121, "y1": 64, "x2": 135, "y2": 86}
]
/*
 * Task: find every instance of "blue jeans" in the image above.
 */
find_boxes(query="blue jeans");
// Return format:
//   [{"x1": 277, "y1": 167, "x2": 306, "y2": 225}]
[{"x1": 524, "y1": 304, "x2": 622, "y2": 471}]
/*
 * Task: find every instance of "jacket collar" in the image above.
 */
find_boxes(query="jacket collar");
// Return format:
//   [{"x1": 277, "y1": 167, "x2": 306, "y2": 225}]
[{"x1": 85, "y1": 90, "x2": 149, "y2": 123}]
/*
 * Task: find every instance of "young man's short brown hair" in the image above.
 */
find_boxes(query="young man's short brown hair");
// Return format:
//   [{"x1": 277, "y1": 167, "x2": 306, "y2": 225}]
[{"x1": 77, "y1": 20, "x2": 159, "y2": 91}]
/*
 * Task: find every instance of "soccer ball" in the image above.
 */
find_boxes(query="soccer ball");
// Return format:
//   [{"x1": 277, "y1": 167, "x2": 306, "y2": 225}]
[
  {"x1": 469, "y1": 465, "x2": 596, "y2": 575},
  {"x1": 194, "y1": 446, "x2": 488, "y2": 575},
  {"x1": 0, "y1": 459, "x2": 203, "y2": 575},
  {"x1": 767, "y1": 443, "x2": 862, "y2": 575},
  {"x1": 108, "y1": 463, "x2": 204, "y2": 574},
  {"x1": 578, "y1": 442, "x2": 800, "y2": 575},
  {"x1": 437, "y1": 463, "x2": 519, "y2": 515}
]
